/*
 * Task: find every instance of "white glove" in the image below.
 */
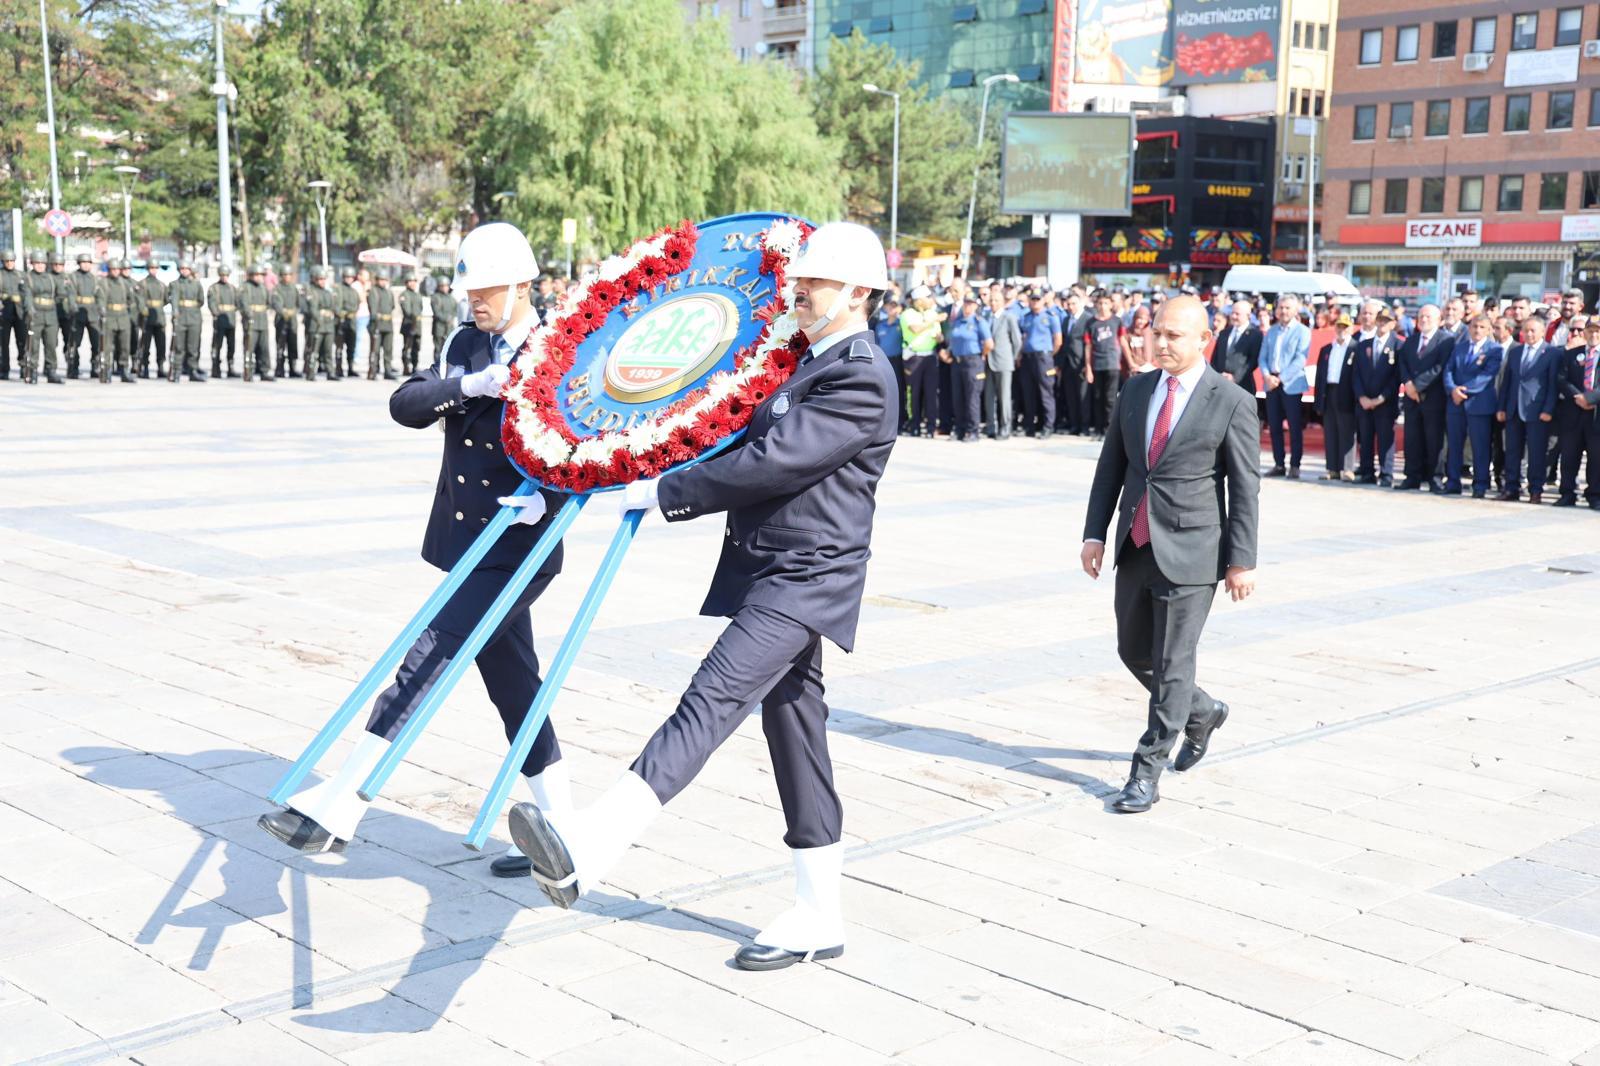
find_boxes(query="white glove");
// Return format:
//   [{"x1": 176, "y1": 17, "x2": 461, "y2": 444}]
[
  {"x1": 496, "y1": 493, "x2": 548, "y2": 526},
  {"x1": 616, "y1": 477, "x2": 661, "y2": 515},
  {"x1": 461, "y1": 362, "x2": 511, "y2": 399}
]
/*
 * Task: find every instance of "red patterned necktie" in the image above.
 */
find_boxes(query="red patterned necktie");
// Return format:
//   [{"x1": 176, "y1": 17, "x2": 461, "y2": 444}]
[{"x1": 1131, "y1": 375, "x2": 1181, "y2": 548}]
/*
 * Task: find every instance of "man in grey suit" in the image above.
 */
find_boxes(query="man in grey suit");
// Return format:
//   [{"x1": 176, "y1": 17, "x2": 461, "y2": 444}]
[
  {"x1": 509, "y1": 222, "x2": 898, "y2": 971},
  {"x1": 1081, "y1": 296, "x2": 1261, "y2": 814}
]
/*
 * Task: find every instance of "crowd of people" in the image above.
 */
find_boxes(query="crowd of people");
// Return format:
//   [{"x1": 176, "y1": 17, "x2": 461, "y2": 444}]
[
  {"x1": 0, "y1": 250, "x2": 581, "y2": 385},
  {"x1": 867, "y1": 277, "x2": 1600, "y2": 510}
]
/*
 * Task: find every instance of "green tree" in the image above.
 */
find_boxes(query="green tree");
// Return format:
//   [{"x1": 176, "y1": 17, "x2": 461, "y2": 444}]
[
  {"x1": 809, "y1": 33, "x2": 980, "y2": 250},
  {"x1": 486, "y1": 0, "x2": 843, "y2": 260}
]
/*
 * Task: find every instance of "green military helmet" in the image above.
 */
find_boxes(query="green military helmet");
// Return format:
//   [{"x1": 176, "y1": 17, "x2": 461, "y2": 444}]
[
  {"x1": 341, "y1": 265, "x2": 357, "y2": 279},
  {"x1": 217, "y1": 265, "x2": 232, "y2": 277},
  {"x1": 178, "y1": 260, "x2": 193, "y2": 272},
  {"x1": 1, "y1": 249, "x2": 16, "y2": 262},
  {"x1": 47, "y1": 252, "x2": 62, "y2": 266},
  {"x1": 436, "y1": 275, "x2": 450, "y2": 289},
  {"x1": 29, "y1": 250, "x2": 47, "y2": 265},
  {"x1": 109, "y1": 258, "x2": 126, "y2": 270},
  {"x1": 76, "y1": 252, "x2": 93, "y2": 264},
  {"x1": 248, "y1": 263, "x2": 265, "y2": 275}
]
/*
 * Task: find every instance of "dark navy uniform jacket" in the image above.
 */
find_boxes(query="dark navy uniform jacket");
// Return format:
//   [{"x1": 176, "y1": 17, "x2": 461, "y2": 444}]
[
  {"x1": 389, "y1": 324, "x2": 565, "y2": 576},
  {"x1": 1351, "y1": 331, "x2": 1401, "y2": 404},
  {"x1": 657, "y1": 329, "x2": 898, "y2": 652}
]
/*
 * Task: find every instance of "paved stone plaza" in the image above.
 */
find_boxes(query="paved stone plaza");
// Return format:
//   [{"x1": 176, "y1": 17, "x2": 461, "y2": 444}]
[{"x1": 5, "y1": 380, "x2": 1600, "y2": 1065}]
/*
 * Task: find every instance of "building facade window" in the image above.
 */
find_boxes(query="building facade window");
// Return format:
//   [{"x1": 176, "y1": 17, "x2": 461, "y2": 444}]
[
  {"x1": 1318, "y1": 24, "x2": 1329, "y2": 50},
  {"x1": 1390, "y1": 102, "x2": 1414, "y2": 137},
  {"x1": 1420, "y1": 177, "x2": 1446, "y2": 213},
  {"x1": 1354, "y1": 105, "x2": 1377, "y2": 140},
  {"x1": 1350, "y1": 180, "x2": 1372, "y2": 215},
  {"x1": 1505, "y1": 94, "x2": 1531, "y2": 132},
  {"x1": 1471, "y1": 16, "x2": 1497, "y2": 53},
  {"x1": 1395, "y1": 25, "x2": 1420, "y2": 61},
  {"x1": 1425, "y1": 100, "x2": 1451, "y2": 136},
  {"x1": 1460, "y1": 176, "x2": 1484, "y2": 211},
  {"x1": 1384, "y1": 178, "x2": 1409, "y2": 213},
  {"x1": 1541, "y1": 173, "x2": 1568, "y2": 211},
  {"x1": 1590, "y1": 88, "x2": 1600, "y2": 126},
  {"x1": 1549, "y1": 91, "x2": 1575, "y2": 130},
  {"x1": 1498, "y1": 174, "x2": 1524, "y2": 212},
  {"x1": 1583, "y1": 171, "x2": 1600, "y2": 210},
  {"x1": 1510, "y1": 13, "x2": 1538, "y2": 50},
  {"x1": 1433, "y1": 20, "x2": 1457, "y2": 57},
  {"x1": 1464, "y1": 97, "x2": 1491, "y2": 134},
  {"x1": 1360, "y1": 28, "x2": 1383, "y2": 64},
  {"x1": 1555, "y1": 7, "x2": 1583, "y2": 46},
  {"x1": 1313, "y1": 91, "x2": 1325, "y2": 117}
]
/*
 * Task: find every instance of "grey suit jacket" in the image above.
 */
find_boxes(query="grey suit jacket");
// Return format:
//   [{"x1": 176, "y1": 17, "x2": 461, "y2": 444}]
[
  {"x1": 1082, "y1": 364, "x2": 1261, "y2": 585},
  {"x1": 658, "y1": 330, "x2": 898, "y2": 652}
]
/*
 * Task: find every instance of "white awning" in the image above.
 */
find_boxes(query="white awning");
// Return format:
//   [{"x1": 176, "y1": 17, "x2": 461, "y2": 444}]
[{"x1": 1325, "y1": 244, "x2": 1572, "y2": 263}]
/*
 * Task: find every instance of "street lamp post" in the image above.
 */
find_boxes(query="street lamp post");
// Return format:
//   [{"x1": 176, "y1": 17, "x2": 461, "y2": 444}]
[
  {"x1": 113, "y1": 165, "x2": 140, "y2": 261},
  {"x1": 213, "y1": 0, "x2": 235, "y2": 272},
  {"x1": 307, "y1": 180, "x2": 331, "y2": 269},
  {"x1": 37, "y1": 0, "x2": 64, "y2": 255},
  {"x1": 962, "y1": 73, "x2": 1019, "y2": 279},
  {"x1": 1290, "y1": 60, "x2": 1320, "y2": 274},
  {"x1": 862, "y1": 83, "x2": 900, "y2": 261}
]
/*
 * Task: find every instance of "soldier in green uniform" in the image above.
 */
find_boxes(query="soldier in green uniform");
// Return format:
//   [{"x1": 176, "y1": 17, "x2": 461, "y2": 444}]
[
  {"x1": 305, "y1": 266, "x2": 338, "y2": 379},
  {"x1": 240, "y1": 264, "x2": 272, "y2": 381},
  {"x1": 136, "y1": 261, "x2": 168, "y2": 378},
  {"x1": 50, "y1": 253, "x2": 71, "y2": 362},
  {"x1": 0, "y1": 250, "x2": 31, "y2": 380},
  {"x1": 273, "y1": 268, "x2": 301, "y2": 378},
  {"x1": 126, "y1": 261, "x2": 143, "y2": 359},
  {"x1": 101, "y1": 259, "x2": 136, "y2": 384},
  {"x1": 366, "y1": 272, "x2": 396, "y2": 380},
  {"x1": 208, "y1": 265, "x2": 240, "y2": 378},
  {"x1": 337, "y1": 266, "x2": 360, "y2": 377},
  {"x1": 398, "y1": 274, "x2": 424, "y2": 375},
  {"x1": 169, "y1": 262, "x2": 205, "y2": 381},
  {"x1": 429, "y1": 275, "x2": 458, "y2": 363},
  {"x1": 67, "y1": 252, "x2": 103, "y2": 380},
  {"x1": 27, "y1": 251, "x2": 63, "y2": 384}
]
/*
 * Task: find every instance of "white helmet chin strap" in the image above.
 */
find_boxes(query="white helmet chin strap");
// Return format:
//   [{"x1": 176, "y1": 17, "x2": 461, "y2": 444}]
[
  {"x1": 808, "y1": 285, "x2": 855, "y2": 337},
  {"x1": 490, "y1": 281, "x2": 527, "y2": 334}
]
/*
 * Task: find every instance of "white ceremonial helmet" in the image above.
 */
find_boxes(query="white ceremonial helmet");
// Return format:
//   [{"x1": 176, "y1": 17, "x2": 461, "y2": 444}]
[
  {"x1": 786, "y1": 222, "x2": 890, "y2": 332},
  {"x1": 454, "y1": 222, "x2": 539, "y2": 331}
]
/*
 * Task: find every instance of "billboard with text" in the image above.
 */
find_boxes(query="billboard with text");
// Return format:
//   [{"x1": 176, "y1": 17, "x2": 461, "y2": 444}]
[{"x1": 1171, "y1": 0, "x2": 1280, "y2": 85}]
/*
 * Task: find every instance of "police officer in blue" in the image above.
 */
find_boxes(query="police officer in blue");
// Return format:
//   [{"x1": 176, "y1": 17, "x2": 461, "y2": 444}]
[
  {"x1": 259, "y1": 223, "x2": 572, "y2": 867},
  {"x1": 943, "y1": 292, "x2": 991, "y2": 442},
  {"x1": 1018, "y1": 290, "x2": 1062, "y2": 438},
  {"x1": 872, "y1": 295, "x2": 907, "y2": 433},
  {"x1": 1442, "y1": 313, "x2": 1503, "y2": 498},
  {"x1": 508, "y1": 222, "x2": 898, "y2": 972}
]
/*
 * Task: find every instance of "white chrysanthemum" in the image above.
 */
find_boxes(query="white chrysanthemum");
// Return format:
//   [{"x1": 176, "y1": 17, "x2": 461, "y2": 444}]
[
  {"x1": 763, "y1": 219, "x2": 804, "y2": 256},
  {"x1": 597, "y1": 254, "x2": 633, "y2": 282}
]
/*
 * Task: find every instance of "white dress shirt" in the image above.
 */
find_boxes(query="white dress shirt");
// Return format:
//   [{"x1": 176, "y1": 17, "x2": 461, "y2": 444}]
[
  {"x1": 1143, "y1": 358, "x2": 1208, "y2": 454},
  {"x1": 1325, "y1": 338, "x2": 1349, "y2": 384},
  {"x1": 491, "y1": 309, "x2": 538, "y2": 365}
]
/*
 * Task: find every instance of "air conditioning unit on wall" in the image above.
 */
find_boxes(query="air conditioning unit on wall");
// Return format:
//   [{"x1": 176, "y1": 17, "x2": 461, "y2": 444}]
[
  {"x1": 1463, "y1": 52, "x2": 1491, "y2": 71},
  {"x1": 1584, "y1": 39, "x2": 1600, "y2": 58}
]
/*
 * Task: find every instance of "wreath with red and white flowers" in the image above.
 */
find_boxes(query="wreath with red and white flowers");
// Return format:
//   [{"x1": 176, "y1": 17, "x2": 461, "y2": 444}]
[{"x1": 499, "y1": 217, "x2": 813, "y2": 494}]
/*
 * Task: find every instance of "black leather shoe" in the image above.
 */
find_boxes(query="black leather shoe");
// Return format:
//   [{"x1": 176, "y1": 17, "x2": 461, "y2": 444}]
[
  {"x1": 1264, "y1": 466, "x2": 1285, "y2": 477},
  {"x1": 1378, "y1": 475, "x2": 1393, "y2": 487},
  {"x1": 1356, "y1": 474, "x2": 1377, "y2": 484},
  {"x1": 1111, "y1": 777, "x2": 1159, "y2": 813},
  {"x1": 490, "y1": 853, "x2": 531, "y2": 878},
  {"x1": 257, "y1": 809, "x2": 347, "y2": 853},
  {"x1": 1496, "y1": 490, "x2": 1520, "y2": 502},
  {"x1": 1472, "y1": 490, "x2": 1487, "y2": 499},
  {"x1": 1555, "y1": 495, "x2": 1577, "y2": 508},
  {"x1": 733, "y1": 942, "x2": 844, "y2": 972},
  {"x1": 1428, "y1": 478, "x2": 1446, "y2": 493},
  {"x1": 1174, "y1": 702, "x2": 1229, "y2": 772},
  {"x1": 47, "y1": 374, "x2": 64, "y2": 385},
  {"x1": 1288, "y1": 466, "x2": 1301, "y2": 479},
  {"x1": 507, "y1": 802, "x2": 579, "y2": 908},
  {"x1": 1394, "y1": 479, "x2": 1421, "y2": 491}
]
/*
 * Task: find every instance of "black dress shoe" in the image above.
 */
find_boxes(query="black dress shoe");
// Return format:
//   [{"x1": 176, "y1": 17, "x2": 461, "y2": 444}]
[
  {"x1": 1496, "y1": 490, "x2": 1520, "y2": 502},
  {"x1": 1394, "y1": 479, "x2": 1420, "y2": 491},
  {"x1": 47, "y1": 374, "x2": 64, "y2": 385},
  {"x1": 1529, "y1": 493, "x2": 1543, "y2": 505},
  {"x1": 507, "y1": 802, "x2": 578, "y2": 908},
  {"x1": 733, "y1": 942, "x2": 844, "y2": 972},
  {"x1": 1440, "y1": 487, "x2": 1462, "y2": 497},
  {"x1": 1356, "y1": 474, "x2": 1377, "y2": 484},
  {"x1": 1111, "y1": 777, "x2": 1159, "y2": 813},
  {"x1": 490, "y1": 853, "x2": 531, "y2": 878},
  {"x1": 1472, "y1": 490, "x2": 1487, "y2": 499},
  {"x1": 257, "y1": 809, "x2": 347, "y2": 853},
  {"x1": 1589, "y1": 500, "x2": 1600, "y2": 511},
  {"x1": 1287, "y1": 466, "x2": 1301, "y2": 479},
  {"x1": 1428, "y1": 478, "x2": 1446, "y2": 493},
  {"x1": 1264, "y1": 466, "x2": 1285, "y2": 477},
  {"x1": 1174, "y1": 702, "x2": 1229, "y2": 772},
  {"x1": 1555, "y1": 495, "x2": 1578, "y2": 508},
  {"x1": 1378, "y1": 475, "x2": 1393, "y2": 487}
]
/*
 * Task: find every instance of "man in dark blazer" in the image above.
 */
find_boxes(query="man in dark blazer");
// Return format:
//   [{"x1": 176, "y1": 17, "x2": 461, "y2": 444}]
[
  {"x1": 258, "y1": 223, "x2": 570, "y2": 866},
  {"x1": 1210, "y1": 299, "x2": 1261, "y2": 395},
  {"x1": 1443, "y1": 314, "x2": 1504, "y2": 498},
  {"x1": 1554, "y1": 317, "x2": 1600, "y2": 508},
  {"x1": 1395, "y1": 303, "x2": 1455, "y2": 492},
  {"x1": 1081, "y1": 296, "x2": 1260, "y2": 815},
  {"x1": 509, "y1": 222, "x2": 898, "y2": 973},
  {"x1": 1351, "y1": 302, "x2": 1402, "y2": 485},
  {"x1": 1497, "y1": 316, "x2": 1562, "y2": 503},
  {"x1": 1313, "y1": 312, "x2": 1358, "y2": 480},
  {"x1": 1058, "y1": 291, "x2": 1093, "y2": 435}
]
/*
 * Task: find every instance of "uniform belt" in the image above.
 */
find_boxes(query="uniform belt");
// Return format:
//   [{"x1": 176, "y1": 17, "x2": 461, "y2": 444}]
[
  {"x1": 147, "y1": 300, "x2": 163, "y2": 308},
  {"x1": 78, "y1": 296, "x2": 96, "y2": 305},
  {"x1": 108, "y1": 303, "x2": 127, "y2": 311},
  {"x1": 319, "y1": 309, "x2": 335, "y2": 317},
  {"x1": 35, "y1": 297, "x2": 54, "y2": 308},
  {"x1": 2, "y1": 294, "x2": 20, "y2": 302},
  {"x1": 278, "y1": 309, "x2": 296, "y2": 317},
  {"x1": 217, "y1": 304, "x2": 235, "y2": 311},
  {"x1": 179, "y1": 299, "x2": 199, "y2": 307},
  {"x1": 249, "y1": 304, "x2": 267, "y2": 312}
]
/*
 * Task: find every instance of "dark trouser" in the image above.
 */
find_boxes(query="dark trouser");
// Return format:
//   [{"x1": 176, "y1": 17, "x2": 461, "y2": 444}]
[
  {"x1": 950, "y1": 357, "x2": 983, "y2": 437},
  {"x1": 1503, "y1": 413, "x2": 1551, "y2": 495},
  {"x1": 104, "y1": 321, "x2": 131, "y2": 379},
  {"x1": 1490, "y1": 418, "x2": 1506, "y2": 489},
  {"x1": 1355, "y1": 404, "x2": 1397, "y2": 478},
  {"x1": 338, "y1": 321, "x2": 357, "y2": 374},
  {"x1": 1322, "y1": 400, "x2": 1354, "y2": 474},
  {"x1": 1088, "y1": 367, "x2": 1119, "y2": 434},
  {"x1": 67, "y1": 310, "x2": 99, "y2": 377},
  {"x1": 401, "y1": 329, "x2": 421, "y2": 375},
  {"x1": 139, "y1": 316, "x2": 167, "y2": 375},
  {"x1": 906, "y1": 354, "x2": 938, "y2": 433},
  {"x1": 936, "y1": 355, "x2": 954, "y2": 434},
  {"x1": 1558, "y1": 409, "x2": 1600, "y2": 501},
  {"x1": 887, "y1": 355, "x2": 907, "y2": 432},
  {"x1": 307, "y1": 331, "x2": 334, "y2": 378},
  {"x1": 1264, "y1": 388, "x2": 1304, "y2": 469},
  {"x1": 1114, "y1": 542, "x2": 1219, "y2": 781},
  {"x1": 630, "y1": 605, "x2": 839, "y2": 849},
  {"x1": 366, "y1": 567, "x2": 560, "y2": 778},
  {"x1": 1446, "y1": 406, "x2": 1494, "y2": 494},
  {"x1": 173, "y1": 322, "x2": 202, "y2": 378},
  {"x1": 1401, "y1": 391, "x2": 1447, "y2": 484},
  {"x1": 276, "y1": 319, "x2": 299, "y2": 376},
  {"x1": 32, "y1": 322, "x2": 58, "y2": 379},
  {"x1": 245, "y1": 326, "x2": 271, "y2": 377},
  {"x1": 1060, "y1": 360, "x2": 1089, "y2": 434},
  {"x1": 0, "y1": 308, "x2": 24, "y2": 375},
  {"x1": 211, "y1": 315, "x2": 236, "y2": 373},
  {"x1": 984, "y1": 364, "x2": 1013, "y2": 436},
  {"x1": 1019, "y1": 349, "x2": 1058, "y2": 436},
  {"x1": 369, "y1": 327, "x2": 394, "y2": 378}
]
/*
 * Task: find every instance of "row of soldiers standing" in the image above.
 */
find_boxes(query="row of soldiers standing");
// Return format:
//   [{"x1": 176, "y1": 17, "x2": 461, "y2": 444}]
[{"x1": 0, "y1": 251, "x2": 458, "y2": 384}]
